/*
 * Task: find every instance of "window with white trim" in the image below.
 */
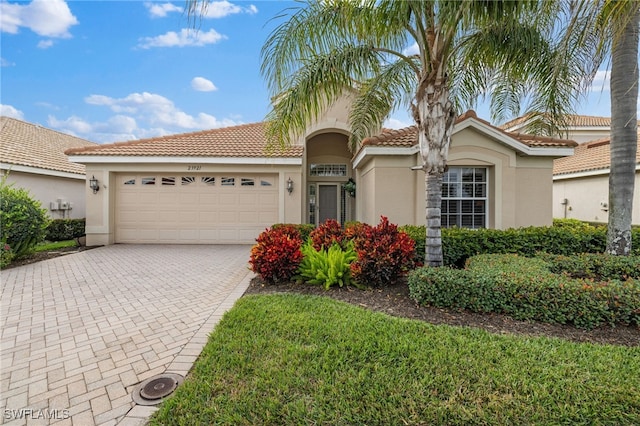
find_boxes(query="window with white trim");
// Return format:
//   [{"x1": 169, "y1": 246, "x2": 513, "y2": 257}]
[
  {"x1": 441, "y1": 167, "x2": 487, "y2": 229},
  {"x1": 309, "y1": 164, "x2": 347, "y2": 177}
]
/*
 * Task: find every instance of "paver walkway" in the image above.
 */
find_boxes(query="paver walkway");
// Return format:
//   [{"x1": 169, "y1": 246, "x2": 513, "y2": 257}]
[{"x1": 1, "y1": 245, "x2": 252, "y2": 425}]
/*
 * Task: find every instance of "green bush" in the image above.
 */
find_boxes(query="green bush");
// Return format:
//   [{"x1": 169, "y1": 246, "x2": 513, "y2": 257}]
[
  {"x1": 0, "y1": 180, "x2": 49, "y2": 258},
  {"x1": 296, "y1": 241, "x2": 357, "y2": 289},
  {"x1": 45, "y1": 218, "x2": 86, "y2": 241},
  {"x1": 399, "y1": 223, "x2": 640, "y2": 267},
  {"x1": 1, "y1": 243, "x2": 14, "y2": 269},
  {"x1": 540, "y1": 253, "x2": 640, "y2": 281},
  {"x1": 408, "y1": 254, "x2": 640, "y2": 330}
]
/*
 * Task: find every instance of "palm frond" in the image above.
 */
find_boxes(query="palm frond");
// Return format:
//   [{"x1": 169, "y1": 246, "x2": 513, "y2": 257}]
[
  {"x1": 348, "y1": 58, "x2": 419, "y2": 150},
  {"x1": 264, "y1": 44, "x2": 383, "y2": 148}
]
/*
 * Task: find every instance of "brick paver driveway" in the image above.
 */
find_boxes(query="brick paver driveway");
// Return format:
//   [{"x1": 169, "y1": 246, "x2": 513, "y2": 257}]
[{"x1": 1, "y1": 245, "x2": 252, "y2": 425}]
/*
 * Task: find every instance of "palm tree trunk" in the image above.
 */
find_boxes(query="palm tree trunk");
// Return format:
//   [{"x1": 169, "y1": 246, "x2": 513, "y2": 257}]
[
  {"x1": 416, "y1": 80, "x2": 455, "y2": 267},
  {"x1": 606, "y1": 5, "x2": 639, "y2": 255}
]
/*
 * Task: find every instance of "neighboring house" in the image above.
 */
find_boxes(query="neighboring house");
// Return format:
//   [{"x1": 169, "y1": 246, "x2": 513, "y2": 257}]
[
  {"x1": 501, "y1": 114, "x2": 612, "y2": 143},
  {"x1": 67, "y1": 100, "x2": 576, "y2": 246},
  {"x1": 501, "y1": 113, "x2": 640, "y2": 226},
  {"x1": 0, "y1": 116, "x2": 97, "y2": 219},
  {"x1": 553, "y1": 134, "x2": 640, "y2": 225}
]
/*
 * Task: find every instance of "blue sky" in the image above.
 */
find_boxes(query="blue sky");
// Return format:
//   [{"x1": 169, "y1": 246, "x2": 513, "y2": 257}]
[{"x1": 1, "y1": 0, "x2": 615, "y2": 144}]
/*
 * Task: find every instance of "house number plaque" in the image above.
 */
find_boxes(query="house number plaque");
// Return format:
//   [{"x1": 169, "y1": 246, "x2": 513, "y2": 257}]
[{"x1": 187, "y1": 165, "x2": 202, "y2": 171}]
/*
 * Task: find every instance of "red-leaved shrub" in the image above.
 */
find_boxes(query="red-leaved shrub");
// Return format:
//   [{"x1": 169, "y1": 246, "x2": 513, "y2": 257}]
[
  {"x1": 350, "y1": 216, "x2": 416, "y2": 287},
  {"x1": 249, "y1": 226, "x2": 303, "y2": 283},
  {"x1": 310, "y1": 219, "x2": 345, "y2": 251}
]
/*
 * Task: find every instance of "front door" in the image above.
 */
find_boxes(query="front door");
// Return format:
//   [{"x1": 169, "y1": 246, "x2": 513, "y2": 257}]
[{"x1": 318, "y1": 184, "x2": 338, "y2": 224}]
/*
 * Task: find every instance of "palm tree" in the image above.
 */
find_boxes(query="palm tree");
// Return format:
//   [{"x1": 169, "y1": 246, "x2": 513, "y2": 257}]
[
  {"x1": 258, "y1": 0, "x2": 595, "y2": 266},
  {"x1": 605, "y1": 2, "x2": 639, "y2": 255}
]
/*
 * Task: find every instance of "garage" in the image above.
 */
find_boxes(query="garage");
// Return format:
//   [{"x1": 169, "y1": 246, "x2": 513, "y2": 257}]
[{"x1": 115, "y1": 173, "x2": 279, "y2": 244}]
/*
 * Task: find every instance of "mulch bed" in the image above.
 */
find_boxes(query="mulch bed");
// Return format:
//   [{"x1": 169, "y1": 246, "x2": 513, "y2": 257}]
[{"x1": 245, "y1": 277, "x2": 640, "y2": 347}]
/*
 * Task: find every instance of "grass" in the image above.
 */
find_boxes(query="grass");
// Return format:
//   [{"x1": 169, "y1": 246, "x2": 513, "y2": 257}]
[
  {"x1": 34, "y1": 240, "x2": 77, "y2": 252},
  {"x1": 150, "y1": 294, "x2": 640, "y2": 426}
]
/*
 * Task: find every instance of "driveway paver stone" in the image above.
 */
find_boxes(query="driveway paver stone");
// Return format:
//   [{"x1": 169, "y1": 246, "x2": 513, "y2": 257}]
[{"x1": 1, "y1": 244, "x2": 252, "y2": 425}]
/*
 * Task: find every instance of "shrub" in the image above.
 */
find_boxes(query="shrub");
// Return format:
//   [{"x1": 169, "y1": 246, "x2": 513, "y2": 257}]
[
  {"x1": 540, "y1": 253, "x2": 640, "y2": 281},
  {"x1": 309, "y1": 219, "x2": 345, "y2": 251},
  {"x1": 272, "y1": 223, "x2": 315, "y2": 242},
  {"x1": 0, "y1": 179, "x2": 49, "y2": 258},
  {"x1": 399, "y1": 224, "x2": 636, "y2": 268},
  {"x1": 45, "y1": 218, "x2": 86, "y2": 241},
  {"x1": 296, "y1": 241, "x2": 357, "y2": 289},
  {"x1": 350, "y1": 216, "x2": 415, "y2": 287},
  {"x1": 1, "y1": 243, "x2": 13, "y2": 269},
  {"x1": 408, "y1": 254, "x2": 640, "y2": 329},
  {"x1": 249, "y1": 226, "x2": 303, "y2": 284}
]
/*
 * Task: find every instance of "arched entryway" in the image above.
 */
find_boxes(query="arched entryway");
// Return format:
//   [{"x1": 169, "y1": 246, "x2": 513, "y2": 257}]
[{"x1": 305, "y1": 132, "x2": 355, "y2": 225}]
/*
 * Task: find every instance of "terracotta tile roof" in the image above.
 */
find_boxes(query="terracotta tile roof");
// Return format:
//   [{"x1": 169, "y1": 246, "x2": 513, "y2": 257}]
[
  {"x1": 1, "y1": 116, "x2": 96, "y2": 175},
  {"x1": 66, "y1": 122, "x2": 304, "y2": 158},
  {"x1": 501, "y1": 114, "x2": 612, "y2": 130},
  {"x1": 360, "y1": 110, "x2": 577, "y2": 150},
  {"x1": 553, "y1": 133, "x2": 640, "y2": 175}
]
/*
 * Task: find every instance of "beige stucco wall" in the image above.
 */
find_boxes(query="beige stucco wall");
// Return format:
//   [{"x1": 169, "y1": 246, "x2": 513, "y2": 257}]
[
  {"x1": 355, "y1": 155, "x2": 418, "y2": 226},
  {"x1": 83, "y1": 162, "x2": 303, "y2": 246},
  {"x1": 355, "y1": 126, "x2": 559, "y2": 229},
  {"x1": 2, "y1": 170, "x2": 87, "y2": 219},
  {"x1": 553, "y1": 172, "x2": 640, "y2": 225}
]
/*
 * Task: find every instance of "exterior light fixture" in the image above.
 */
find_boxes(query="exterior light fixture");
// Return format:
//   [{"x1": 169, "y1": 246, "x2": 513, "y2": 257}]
[
  {"x1": 287, "y1": 177, "x2": 294, "y2": 194},
  {"x1": 89, "y1": 175, "x2": 100, "y2": 194}
]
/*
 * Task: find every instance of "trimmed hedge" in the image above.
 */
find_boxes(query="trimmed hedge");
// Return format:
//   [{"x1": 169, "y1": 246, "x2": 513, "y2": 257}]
[
  {"x1": 399, "y1": 222, "x2": 639, "y2": 267},
  {"x1": 408, "y1": 253, "x2": 640, "y2": 330},
  {"x1": 45, "y1": 218, "x2": 86, "y2": 241}
]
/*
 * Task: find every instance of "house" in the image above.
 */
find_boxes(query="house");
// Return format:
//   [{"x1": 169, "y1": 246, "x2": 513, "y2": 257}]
[
  {"x1": 500, "y1": 113, "x2": 640, "y2": 226},
  {"x1": 501, "y1": 114, "x2": 612, "y2": 143},
  {"x1": 0, "y1": 116, "x2": 97, "y2": 219},
  {"x1": 553, "y1": 133, "x2": 640, "y2": 225},
  {"x1": 66, "y1": 100, "x2": 576, "y2": 247}
]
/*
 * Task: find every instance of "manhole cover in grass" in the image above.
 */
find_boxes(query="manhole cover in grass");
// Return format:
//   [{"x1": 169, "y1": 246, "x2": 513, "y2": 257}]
[{"x1": 132, "y1": 373, "x2": 184, "y2": 406}]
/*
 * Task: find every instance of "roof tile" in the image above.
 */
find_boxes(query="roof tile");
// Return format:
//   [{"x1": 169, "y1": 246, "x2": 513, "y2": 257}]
[
  {"x1": 553, "y1": 133, "x2": 640, "y2": 175},
  {"x1": 1, "y1": 116, "x2": 96, "y2": 175},
  {"x1": 360, "y1": 110, "x2": 577, "y2": 150},
  {"x1": 66, "y1": 122, "x2": 303, "y2": 158}
]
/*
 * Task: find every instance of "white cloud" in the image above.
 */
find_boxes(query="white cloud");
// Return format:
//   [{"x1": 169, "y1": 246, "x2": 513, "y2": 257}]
[
  {"x1": 0, "y1": 104, "x2": 25, "y2": 120},
  {"x1": 37, "y1": 39, "x2": 54, "y2": 49},
  {"x1": 49, "y1": 91, "x2": 242, "y2": 143},
  {"x1": 137, "y1": 28, "x2": 226, "y2": 49},
  {"x1": 1, "y1": 57, "x2": 15, "y2": 67},
  {"x1": 384, "y1": 116, "x2": 413, "y2": 130},
  {"x1": 403, "y1": 42, "x2": 419, "y2": 56},
  {"x1": 191, "y1": 77, "x2": 218, "y2": 92},
  {"x1": 201, "y1": 0, "x2": 258, "y2": 18},
  {"x1": 590, "y1": 69, "x2": 611, "y2": 93},
  {"x1": 0, "y1": 0, "x2": 78, "y2": 38},
  {"x1": 144, "y1": 2, "x2": 182, "y2": 18}
]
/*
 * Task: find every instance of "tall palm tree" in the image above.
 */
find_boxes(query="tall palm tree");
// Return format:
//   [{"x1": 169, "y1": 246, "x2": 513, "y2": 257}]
[
  {"x1": 606, "y1": 2, "x2": 639, "y2": 255},
  {"x1": 257, "y1": 0, "x2": 595, "y2": 266}
]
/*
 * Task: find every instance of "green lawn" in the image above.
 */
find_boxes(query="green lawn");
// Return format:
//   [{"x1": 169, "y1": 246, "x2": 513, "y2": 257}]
[
  {"x1": 34, "y1": 239, "x2": 77, "y2": 252},
  {"x1": 151, "y1": 294, "x2": 640, "y2": 426}
]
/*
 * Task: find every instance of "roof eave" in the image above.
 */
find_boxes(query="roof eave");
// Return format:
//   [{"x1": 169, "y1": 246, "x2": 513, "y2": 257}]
[{"x1": 67, "y1": 155, "x2": 303, "y2": 165}]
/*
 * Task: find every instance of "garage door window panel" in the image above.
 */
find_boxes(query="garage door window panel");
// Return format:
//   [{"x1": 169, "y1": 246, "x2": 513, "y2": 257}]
[{"x1": 141, "y1": 177, "x2": 156, "y2": 185}]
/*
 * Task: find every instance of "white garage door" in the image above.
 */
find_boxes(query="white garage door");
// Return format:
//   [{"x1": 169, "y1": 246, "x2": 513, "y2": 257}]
[{"x1": 115, "y1": 173, "x2": 278, "y2": 244}]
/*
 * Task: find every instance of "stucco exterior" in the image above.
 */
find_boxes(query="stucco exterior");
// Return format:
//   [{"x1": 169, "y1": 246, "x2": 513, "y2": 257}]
[
  {"x1": 70, "y1": 102, "x2": 575, "y2": 246},
  {"x1": 553, "y1": 171, "x2": 640, "y2": 225},
  {"x1": 2, "y1": 169, "x2": 87, "y2": 219}
]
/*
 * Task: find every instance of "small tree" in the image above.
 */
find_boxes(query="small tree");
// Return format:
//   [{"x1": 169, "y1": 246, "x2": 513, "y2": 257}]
[{"x1": 0, "y1": 176, "x2": 49, "y2": 258}]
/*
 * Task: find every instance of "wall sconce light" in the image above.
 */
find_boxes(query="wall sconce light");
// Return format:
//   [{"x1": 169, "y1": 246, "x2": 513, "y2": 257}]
[
  {"x1": 89, "y1": 175, "x2": 100, "y2": 194},
  {"x1": 287, "y1": 177, "x2": 294, "y2": 194}
]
